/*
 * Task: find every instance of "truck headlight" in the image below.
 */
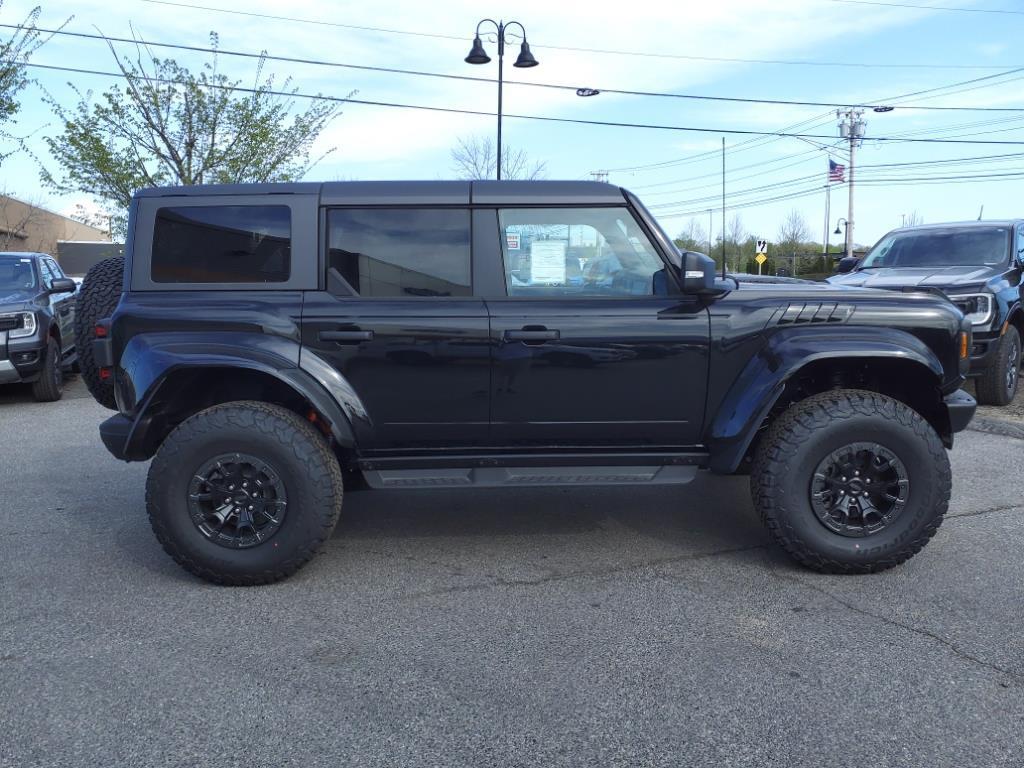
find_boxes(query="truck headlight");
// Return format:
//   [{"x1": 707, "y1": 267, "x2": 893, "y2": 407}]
[
  {"x1": 949, "y1": 293, "x2": 994, "y2": 328},
  {"x1": 4, "y1": 312, "x2": 37, "y2": 339}
]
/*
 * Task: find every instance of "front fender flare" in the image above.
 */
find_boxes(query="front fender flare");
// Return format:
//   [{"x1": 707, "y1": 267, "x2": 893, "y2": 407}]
[{"x1": 705, "y1": 326, "x2": 945, "y2": 473}]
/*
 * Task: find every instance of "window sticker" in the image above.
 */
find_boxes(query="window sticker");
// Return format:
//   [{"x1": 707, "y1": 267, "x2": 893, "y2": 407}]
[
  {"x1": 506, "y1": 232, "x2": 521, "y2": 250},
  {"x1": 529, "y1": 241, "x2": 567, "y2": 284}
]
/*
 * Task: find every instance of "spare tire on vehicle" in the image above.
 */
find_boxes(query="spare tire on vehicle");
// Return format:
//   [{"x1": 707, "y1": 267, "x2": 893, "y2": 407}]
[{"x1": 74, "y1": 256, "x2": 124, "y2": 410}]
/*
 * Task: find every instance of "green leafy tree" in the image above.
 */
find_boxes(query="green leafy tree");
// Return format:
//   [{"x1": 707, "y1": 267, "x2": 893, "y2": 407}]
[
  {"x1": 43, "y1": 34, "x2": 344, "y2": 235},
  {"x1": 1, "y1": 3, "x2": 63, "y2": 162}
]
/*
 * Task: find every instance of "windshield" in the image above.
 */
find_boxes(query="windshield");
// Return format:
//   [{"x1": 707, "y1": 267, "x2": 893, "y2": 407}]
[
  {"x1": 859, "y1": 227, "x2": 1009, "y2": 269},
  {"x1": 0, "y1": 257, "x2": 37, "y2": 292}
]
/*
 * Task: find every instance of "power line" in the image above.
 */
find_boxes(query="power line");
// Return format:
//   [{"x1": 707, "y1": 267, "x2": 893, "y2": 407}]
[
  {"x1": 9, "y1": 24, "x2": 1024, "y2": 114},
  {"x1": 137, "y1": 0, "x2": 1021, "y2": 70},
  {"x1": 22, "y1": 59, "x2": 1024, "y2": 146},
  {"x1": 830, "y1": 0, "x2": 1024, "y2": 15}
]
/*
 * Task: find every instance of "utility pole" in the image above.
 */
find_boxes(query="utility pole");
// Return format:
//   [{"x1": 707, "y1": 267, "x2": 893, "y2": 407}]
[
  {"x1": 590, "y1": 170, "x2": 609, "y2": 183},
  {"x1": 837, "y1": 109, "x2": 865, "y2": 259},
  {"x1": 707, "y1": 209, "x2": 713, "y2": 256}
]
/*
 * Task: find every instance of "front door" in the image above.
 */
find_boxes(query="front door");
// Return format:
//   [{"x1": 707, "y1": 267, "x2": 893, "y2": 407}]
[
  {"x1": 485, "y1": 206, "x2": 710, "y2": 447},
  {"x1": 301, "y1": 207, "x2": 490, "y2": 449}
]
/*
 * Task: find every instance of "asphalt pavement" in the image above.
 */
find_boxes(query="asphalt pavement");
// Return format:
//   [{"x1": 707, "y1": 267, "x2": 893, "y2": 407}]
[{"x1": 2, "y1": 377, "x2": 1022, "y2": 767}]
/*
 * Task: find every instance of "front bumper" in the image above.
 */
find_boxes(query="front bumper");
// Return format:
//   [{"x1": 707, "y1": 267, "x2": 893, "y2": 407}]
[
  {"x1": 945, "y1": 388, "x2": 976, "y2": 433},
  {"x1": 967, "y1": 332, "x2": 1001, "y2": 376},
  {"x1": 0, "y1": 327, "x2": 47, "y2": 384}
]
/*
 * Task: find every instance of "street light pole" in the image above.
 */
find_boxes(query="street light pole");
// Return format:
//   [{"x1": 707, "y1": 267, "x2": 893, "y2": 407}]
[
  {"x1": 834, "y1": 218, "x2": 849, "y2": 257},
  {"x1": 465, "y1": 19, "x2": 538, "y2": 181}
]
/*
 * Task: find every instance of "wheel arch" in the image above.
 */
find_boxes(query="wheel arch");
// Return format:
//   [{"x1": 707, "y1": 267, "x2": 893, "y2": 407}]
[
  {"x1": 119, "y1": 361, "x2": 358, "y2": 463},
  {"x1": 706, "y1": 329, "x2": 949, "y2": 473}
]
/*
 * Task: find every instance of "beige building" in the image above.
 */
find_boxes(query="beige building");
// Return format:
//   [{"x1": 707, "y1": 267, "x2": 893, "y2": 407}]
[{"x1": 0, "y1": 194, "x2": 109, "y2": 255}]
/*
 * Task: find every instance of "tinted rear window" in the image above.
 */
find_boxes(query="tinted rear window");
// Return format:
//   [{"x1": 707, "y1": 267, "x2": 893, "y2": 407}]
[{"x1": 152, "y1": 206, "x2": 291, "y2": 283}]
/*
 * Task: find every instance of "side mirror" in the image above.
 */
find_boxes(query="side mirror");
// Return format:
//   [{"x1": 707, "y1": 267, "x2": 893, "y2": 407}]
[
  {"x1": 680, "y1": 251, "x2": 719, "y2": 294},
  {"x1": 49, "y1": 277, "x2": 77, "y2": 294},
  {"x1": 836, "y1": 256, "x2": 859, "y2": 274}
]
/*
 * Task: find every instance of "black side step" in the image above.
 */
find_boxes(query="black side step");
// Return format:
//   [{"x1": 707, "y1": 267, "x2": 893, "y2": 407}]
[{"x1": 362, "y1": 465, "x2": 698, "y2": 488}]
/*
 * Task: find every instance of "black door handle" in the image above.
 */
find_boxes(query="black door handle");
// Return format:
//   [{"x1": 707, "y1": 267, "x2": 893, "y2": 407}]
[
  {"x1": 319, "y1": 329, "x2": 373, "y2": 343},
  {"x1": 505, "y1": 328, "x2": 560, "y2": 343}
]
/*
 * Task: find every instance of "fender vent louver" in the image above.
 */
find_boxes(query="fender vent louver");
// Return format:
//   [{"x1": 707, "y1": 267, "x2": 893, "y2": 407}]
[{"x1": 776, "y1": 302, "x2": 854, "y2": 325}]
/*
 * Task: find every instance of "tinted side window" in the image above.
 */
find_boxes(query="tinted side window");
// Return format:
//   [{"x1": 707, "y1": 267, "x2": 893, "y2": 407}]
[
  {"x1": 151, "y1": 206, "x2": 291, "y2": 283},
  {"x1": 1017, "y1": 225, "x2": 1024, "y2": 263},
  {"x1": 498, "y1": 207, "x2": 667, "y2": 297},
  {"x1": 327, "y1": 208, "x2": 471, "y2": 298}
]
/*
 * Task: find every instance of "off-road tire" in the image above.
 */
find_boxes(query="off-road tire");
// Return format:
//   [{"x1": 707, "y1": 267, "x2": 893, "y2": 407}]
[
  {"x1": 146, "y1": 401, "x2": 344, "y2": 585},
  {"x1": 73, "y1": 256, "x2": 124, "y2": 409},
  {"x1": 975, "y1": 325, "x2": 1021, "y2": 406},
  {"x1": 751, "y1": 389, "x2": 950, "y2": 574},
  {"x1": 31, "y1": 338, "x2": 63, "y2": 402}
]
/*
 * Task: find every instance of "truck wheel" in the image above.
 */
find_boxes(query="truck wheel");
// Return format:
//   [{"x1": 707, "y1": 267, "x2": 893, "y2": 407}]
[
  {"x1": 751, "y1": 389, "x2": 950, "y2": 574},
  {"x1": 146, "y1": 401, "x2": 344, "y2": 585},
  {"x1": 975, "y1": 326, "x2": 1021, "y2": 406},
  {"x1": 74, "y1": 256, "x2": 124, "y2": 410},
  {"x1": 31, "y1": 338, "x2": 64, "y2": 402}
]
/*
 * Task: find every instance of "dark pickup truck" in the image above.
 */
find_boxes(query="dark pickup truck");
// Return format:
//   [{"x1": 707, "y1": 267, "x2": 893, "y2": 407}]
[
  {"x1": 829, "y1": 220, "x2": 1023, "y2": 405},
  {"x1": 75, "y1": 181, "x2": 976, "y2": 585},
  {"x1": 0, "y1": 251, "x2": 78, "y2": 401}
]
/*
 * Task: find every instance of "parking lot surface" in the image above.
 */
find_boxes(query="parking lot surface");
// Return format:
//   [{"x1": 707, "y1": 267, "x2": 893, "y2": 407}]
[{"x1": 2, "y1": 377, "x2": 1023, "y2": 767}]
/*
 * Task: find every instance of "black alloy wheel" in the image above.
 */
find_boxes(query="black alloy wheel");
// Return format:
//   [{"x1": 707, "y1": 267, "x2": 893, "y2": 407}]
[
  {"x1": 809, "y1": 442, "x2": 909, "y2": 537},
  {"x1": 187, "y1": 453, "x2": 288, "y2": 549}
]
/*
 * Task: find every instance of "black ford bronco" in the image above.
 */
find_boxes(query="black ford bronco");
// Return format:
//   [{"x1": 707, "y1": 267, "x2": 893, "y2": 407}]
[
  {"x1": 75, "y1": 181, "x2": 976, "y2": 585},
  {"x1": 829, "y1": 220, "x2": 1024, "y2": 406},
  {"x1": 0, "y1": 251, "x2": 78, "y2": 401}
]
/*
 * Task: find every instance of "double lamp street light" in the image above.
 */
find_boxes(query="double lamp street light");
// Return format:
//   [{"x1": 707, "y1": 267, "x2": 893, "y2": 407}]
[{"x1": 465, "y1": 19, "x2": 538, "y2": 180}]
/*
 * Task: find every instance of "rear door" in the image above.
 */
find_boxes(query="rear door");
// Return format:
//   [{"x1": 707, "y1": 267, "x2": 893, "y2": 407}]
[
  {"x1": 300, "y1": 206, "x2": 490, "y2": 449},
  {"x1": 483, "y1": 205, "x2": 710, "y2": 447}
]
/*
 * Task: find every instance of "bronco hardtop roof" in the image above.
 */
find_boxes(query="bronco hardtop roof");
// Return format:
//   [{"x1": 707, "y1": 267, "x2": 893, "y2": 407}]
[{"x1": 133, "y1": 180, "x2": 628, "y2": 206}]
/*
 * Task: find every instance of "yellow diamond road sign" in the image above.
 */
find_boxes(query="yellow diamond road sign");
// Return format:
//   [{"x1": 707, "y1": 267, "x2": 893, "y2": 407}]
[{"x1": 755, "y1": 253, "x2": 767, "y2": 265}]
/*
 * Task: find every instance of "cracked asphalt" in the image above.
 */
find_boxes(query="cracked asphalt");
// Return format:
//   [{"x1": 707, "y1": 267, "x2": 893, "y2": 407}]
[{"x1": 2, "y1": 377, "x2": 1023, "y2": 767}]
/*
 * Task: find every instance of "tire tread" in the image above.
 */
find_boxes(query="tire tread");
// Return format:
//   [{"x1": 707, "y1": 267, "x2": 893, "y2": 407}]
[
  {"x1": 751, "y1": 389, "x2": 951, "y2": 574},
  {"x1": 145, "y1": 401, "x2": 343, "y2": 585}
]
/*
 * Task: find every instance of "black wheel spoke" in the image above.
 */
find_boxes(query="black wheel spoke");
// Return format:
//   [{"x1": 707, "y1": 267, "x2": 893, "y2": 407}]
[
  {"x1": 187, "y1": 453, "x2": 287, "y2": 549},
  {"x1": 810, "y1": 442, "x2": 909, "y2": 538}
]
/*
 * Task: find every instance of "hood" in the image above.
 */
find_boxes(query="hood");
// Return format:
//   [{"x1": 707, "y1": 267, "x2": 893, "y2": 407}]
[
  {"x1": 0, "y1": 288, "x2": 38, "y2": 309},
  {"x1": 827, "y1": 264, "x2": 998, "y2": 289}
]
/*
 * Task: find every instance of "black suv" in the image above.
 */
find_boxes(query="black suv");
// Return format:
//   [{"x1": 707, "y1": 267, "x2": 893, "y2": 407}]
[
  {"x1": 829, "y1": 221, "x2": 1024, "y2": 405},
  {"x1": 76, "y1": 181, "x2": 976, "y2": 585},
  {"x1": 0, "y1": 251, "x2": 78, "y2": 401}
]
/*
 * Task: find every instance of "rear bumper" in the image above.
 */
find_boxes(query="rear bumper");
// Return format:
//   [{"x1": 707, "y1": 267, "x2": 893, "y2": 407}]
[{"x1": 945, "y1": 388, "x2": 976, "y2": 433}]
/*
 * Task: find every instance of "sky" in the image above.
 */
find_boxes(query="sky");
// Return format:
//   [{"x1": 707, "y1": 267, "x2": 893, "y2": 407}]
[{"x1": 3, "y1": 0, "x2": 1024, "y2": 250}]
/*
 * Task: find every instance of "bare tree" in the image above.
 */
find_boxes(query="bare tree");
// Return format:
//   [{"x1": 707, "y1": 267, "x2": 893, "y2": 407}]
[
  {"x1": 674, "y1": 218, "x2": 708, "y2": 252},
  {"x1": 450, "y1": 135, "x2": 546, "y2": 180},
  {"x1": 776, "y1": 208, "x2": 811, "y2": 252},
  {"x1": 906, "y1": 210, "x2": 924, "y2": 227},
  {"x1": 0, "y1": 193, "x2": 50, "y2": 252}
]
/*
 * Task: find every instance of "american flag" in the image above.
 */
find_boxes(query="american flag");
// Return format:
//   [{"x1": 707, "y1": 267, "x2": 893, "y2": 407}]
[{"x1": 828, "y1": 159, "x2": 846, "y2": 182}]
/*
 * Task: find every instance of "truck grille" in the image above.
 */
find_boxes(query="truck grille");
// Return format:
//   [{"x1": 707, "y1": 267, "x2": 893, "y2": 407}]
[{"x1": 0, "y1": 315, "x2": 21, "y2": 332}]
